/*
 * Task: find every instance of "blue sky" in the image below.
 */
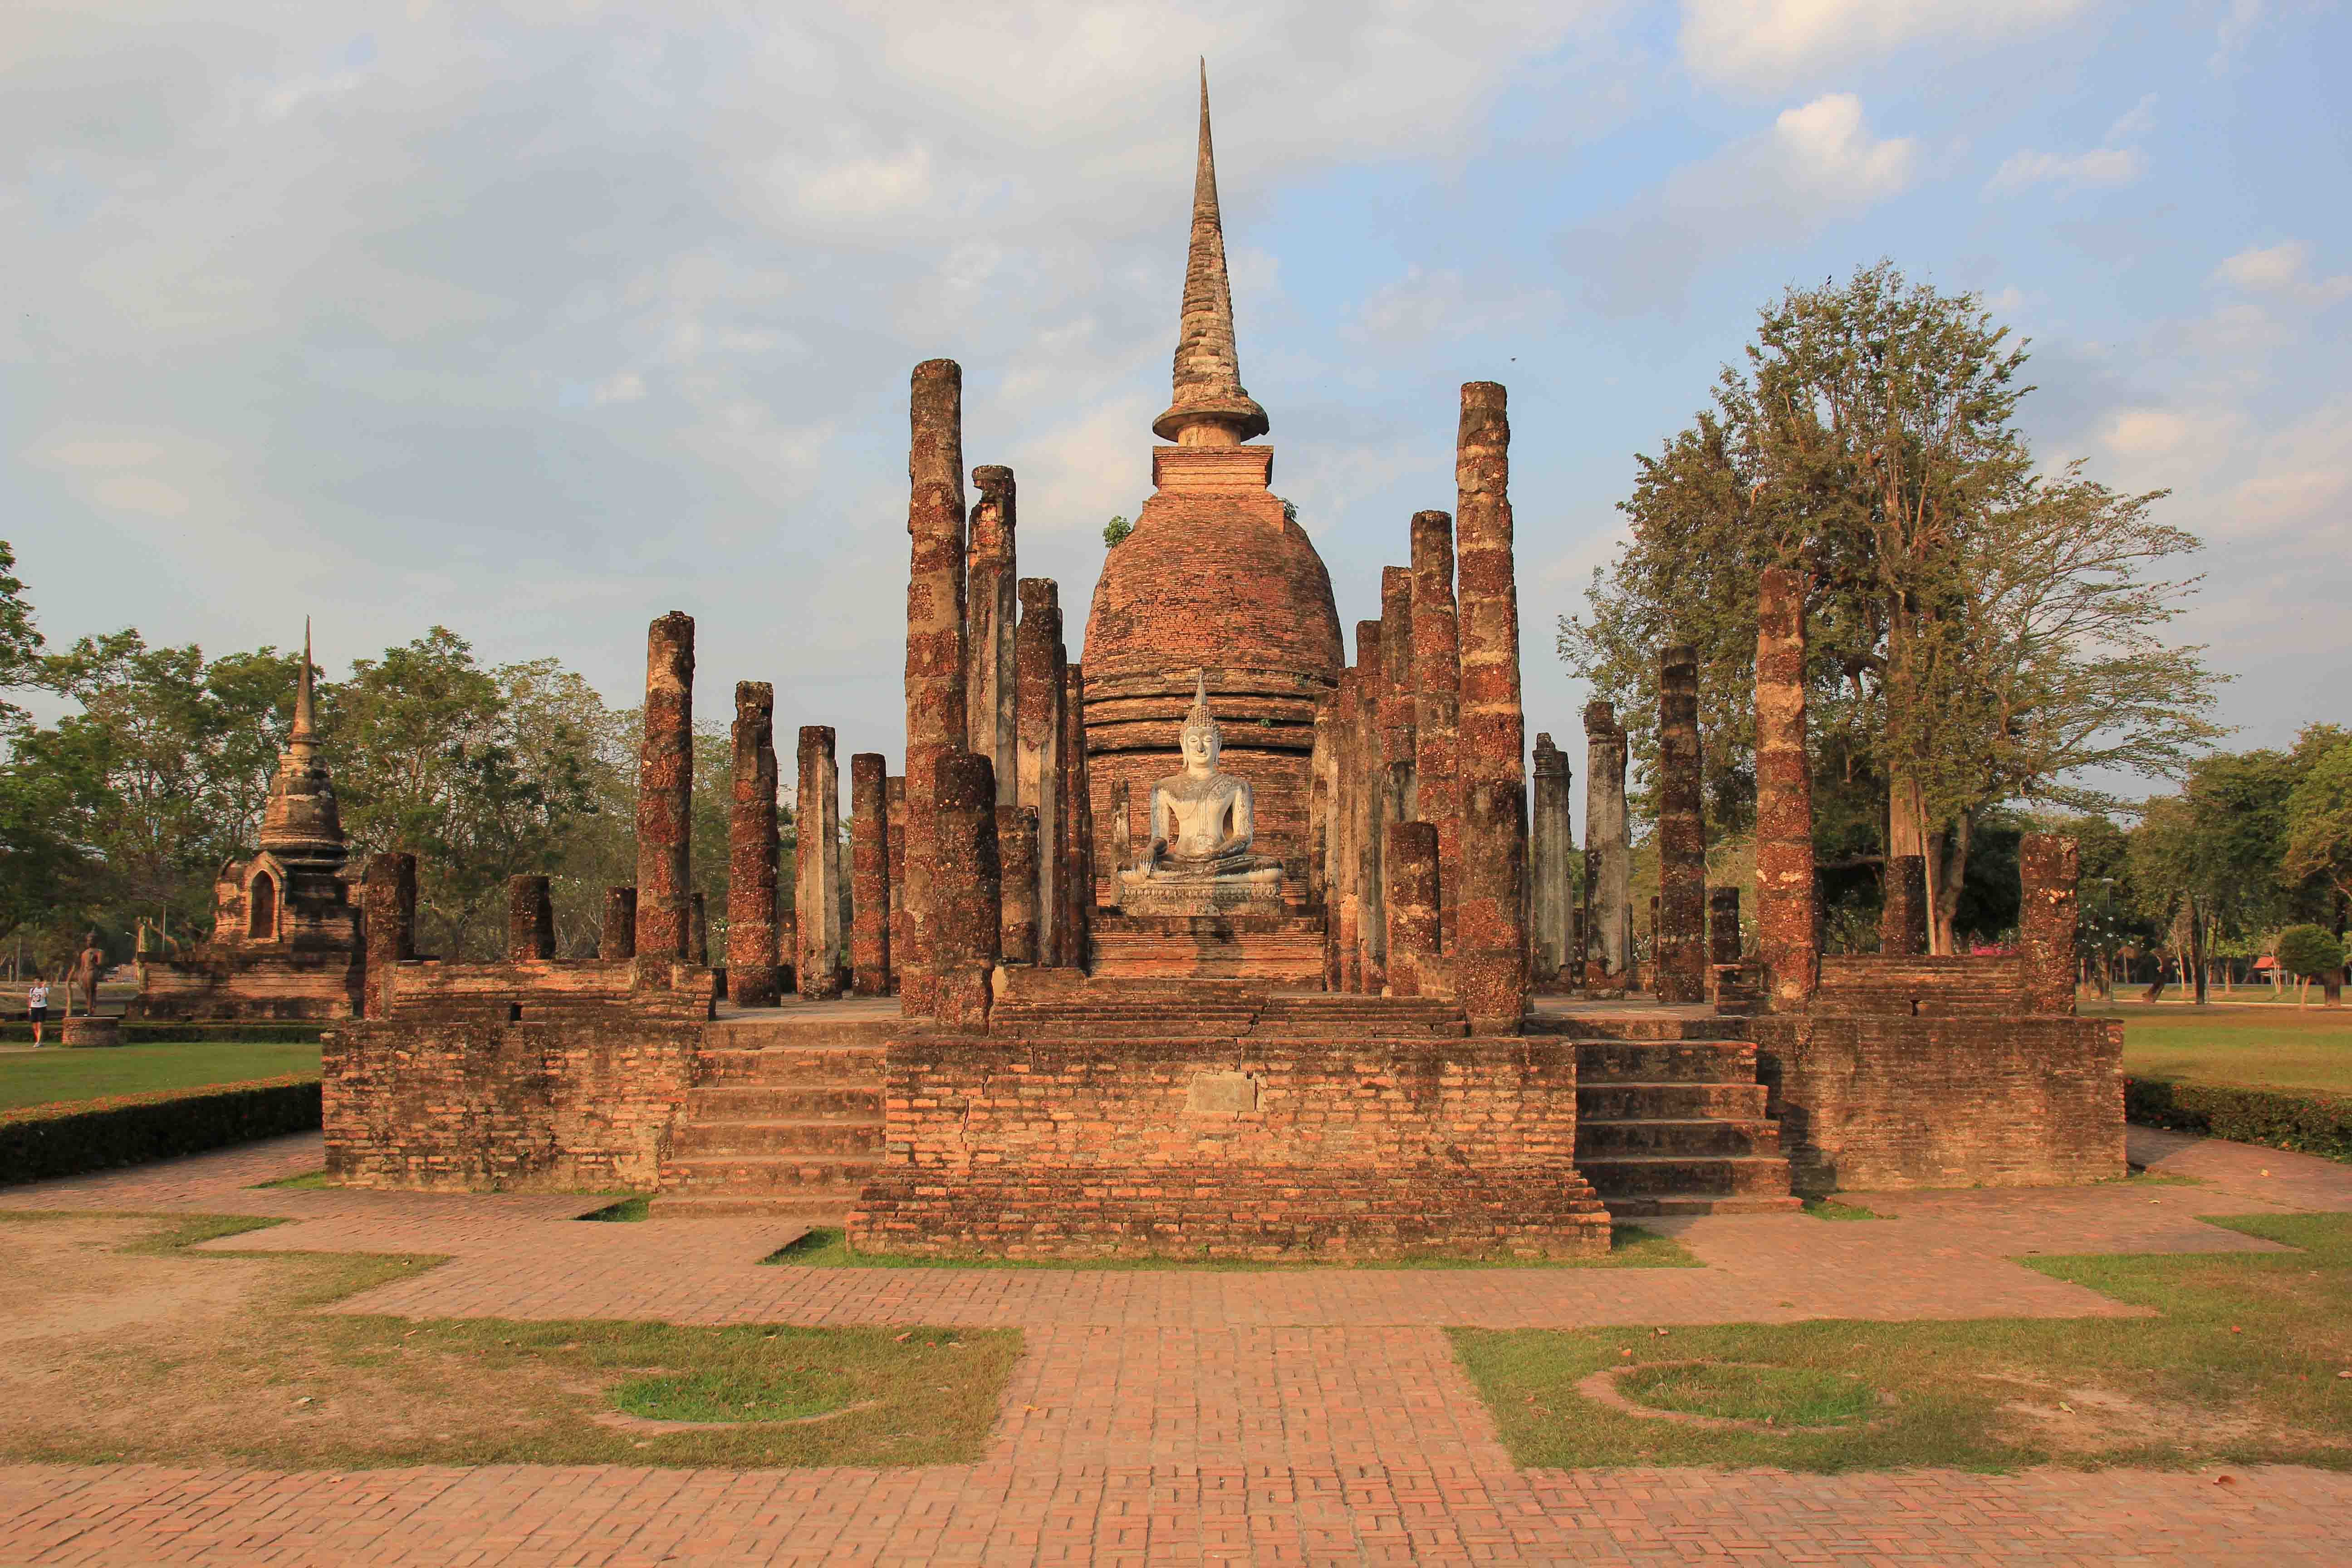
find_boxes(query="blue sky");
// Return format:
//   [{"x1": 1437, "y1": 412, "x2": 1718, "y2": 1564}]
[{"x1": 5, "y1": 1, "x2": 2346, "y2": 819}]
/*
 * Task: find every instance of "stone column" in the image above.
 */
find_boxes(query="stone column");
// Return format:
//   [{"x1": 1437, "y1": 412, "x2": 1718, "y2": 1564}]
[
  {"x1": 796, "y1": 725, "x2": 843, "y2": 1000},
  {"x1": 1881, "y1": 854, "x2": 1927, "y2": 957},
  {"x1": 931, "y1": 752, "x2": 1000, "y2": 1030},
  {"x1": 1108, "y1": 779, "x2": 1133, "y2": 904},
  {"x1": 1708, "y1": 886, "x2": 1743, "y2": 970},
  {"x1": 1385, "y1": 822, "x2": 1441, "y2": 999},
  {"x1": 901, "y1": 358, "x2": 967, "y2": 1016},
  {"x1": 1409, "y1": 510, "x2": 1464, "y2": 958},
  {"x1": 507, "y1": 875, "x2": 554, "y2": 961},
  {"x1": 885, "y1": 775, "x2": 906, "y2": 992},
  {"x1": 600, "y1": 887, "x2": 636, "y2": 961},
  {"x1": 1754, "y1": 566, "x2": 1818, "y2": 1008},
  {"x1": 2019, "y1": 833, "x2": 2080, "y2": 1016},
  {"x1": 1353, "y1": 620, "x2": 1387, "y2": 991},
  {"x1": 1329, "y1": 666, "x2": 1362, "y2": 985},
  {"x1": 967, "y1": 465, "x2": 1019, "y2": 801},
  {"x1": 688, "y1": 892, "x2": 708, "y2": 966},
  {"x1": 1060, "y1": 662, "x2": 1093, "y2": 968},
  {"x1": 1014, "y1": 579, "x2": 1063, "y2": 963},
  {"x1": 999, "y1": 804, "x2": 1040, "y2": 964},
  {"x1": 1530, "y1": 733, "x2": 1572, "y2": 986},
  {"x1": 1380, "y1": 564, "x2": 1418, "y2": 823},
  {"x1": 634, "y1": 611, "x2": 695, "y2": 960},
  {"x1": 851, "y1": 754, "x2": 892, "y2": 996},
  {"x1": 1454, "y1": 383, "x2": 1526, "y2": 1032},
  {"x1": 727, "y1": 681, "x2": 782, "y2": 1007},
  {"x1": 360, "y1": 852, "x2": 415, "y2": 1019},
  {"x1": 1656, "y1": 644, "x2": 1707, "y2": 1004},
  {"x1": 1338, "y1": 895, "x2": 1362, "y2": 995},
  {"x1": 1308, "y1": 696, "x2": 1334, "y2": 910},
  {"x1": 1583, "y1": 701, "x2": 1632, "y2": 982}
]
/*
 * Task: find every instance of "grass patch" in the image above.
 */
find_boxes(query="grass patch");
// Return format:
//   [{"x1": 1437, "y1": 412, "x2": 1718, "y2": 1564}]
[
  {"x1": 2102, "y1": 1002, "x2": 2352, "y2": 1096},
  {"x1": 578, "y1": 1196, "x2": 650, "y2": 1223},
  {"x1": 0, "y1": 1210, "x2": 1018, "y2": 1468},
  {"x1": 1622, "y1": 1362, "x2": 1876, "y2": 1427},
  {"x1": 1802, "y1": 1198, "x2": 1887, "y2": 1221},
  {"x1": 255, "y1": 1169, "x2": 336, "y2": 1190},
  {"x1": 0, "y1": 1042, "x2": 321, "y2": 1113},
  {"x1": 1454, "y1": 1211, "x2": 2352, "y2": 1473},
  {"x1": 764, "y1": 1222, "x2": 1700, "y2": 1270}
]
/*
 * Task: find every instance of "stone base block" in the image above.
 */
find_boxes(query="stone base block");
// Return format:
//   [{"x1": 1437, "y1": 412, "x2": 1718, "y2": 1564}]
[
  {"x1": 1088, "y1": 913, "x2": 1324, "y2": 983},
  {"x1": 60, "y1": 1016, "x2": 122, "y2": 1048}
]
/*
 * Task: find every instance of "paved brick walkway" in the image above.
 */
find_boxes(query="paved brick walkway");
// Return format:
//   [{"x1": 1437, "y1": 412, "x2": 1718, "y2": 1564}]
[{"x1": 1, "y1": 1126, "x2": 2348, "y2": 1563}]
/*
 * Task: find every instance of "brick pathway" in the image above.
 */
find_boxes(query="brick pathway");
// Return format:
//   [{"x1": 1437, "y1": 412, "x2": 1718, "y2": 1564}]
[{"x1": 1, "y1": 1127, "x2": 2348, "y2": 1563}]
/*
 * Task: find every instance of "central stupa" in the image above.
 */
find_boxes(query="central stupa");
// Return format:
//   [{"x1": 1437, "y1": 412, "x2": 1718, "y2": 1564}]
[{"x1": 1082, "y1": 67, "x2": 1344, "y2": 891}]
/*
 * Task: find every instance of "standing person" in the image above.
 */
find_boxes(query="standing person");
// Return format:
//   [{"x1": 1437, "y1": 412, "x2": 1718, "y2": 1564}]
[{"x1": 26, "y1": 975, "x2": 49, "y2": 1047}]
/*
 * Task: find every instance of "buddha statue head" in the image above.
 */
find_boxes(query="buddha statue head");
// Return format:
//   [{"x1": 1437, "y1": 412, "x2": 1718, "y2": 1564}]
[{"x1": 1179, "y1": 669, "x2": 1222, "y2": 774}]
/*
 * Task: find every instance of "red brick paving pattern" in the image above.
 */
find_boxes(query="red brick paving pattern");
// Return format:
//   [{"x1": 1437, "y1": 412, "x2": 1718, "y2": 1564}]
[{"x1": 1, "y1": 1127, "x2": 2347, "y2": 1563}]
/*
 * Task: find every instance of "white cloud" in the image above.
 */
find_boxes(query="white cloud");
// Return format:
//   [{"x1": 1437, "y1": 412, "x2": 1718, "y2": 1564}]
[
  {"x1": 589, "y1": 371, "x2": 645, "y2": 406},
  {"x1": 1679, "y1": 0, "x2": 2087, "y2": 89},
  {"x1": 1986, "y1": 93, "x2": 2152, "y2": 195},
  {"x1": 2218, "y1": 241, "x2": 2309, "y2": 289},
  {"x1": 2224, "y1": 400, "x2": 2352, "y2": 542},
  {"x1": 1772, "y1": 93, "x2": 1915, "y2": 197}
]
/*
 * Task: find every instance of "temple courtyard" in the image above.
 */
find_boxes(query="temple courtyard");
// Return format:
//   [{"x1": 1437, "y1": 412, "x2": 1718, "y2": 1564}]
[{"x1": 0, "y1": 1120, "x2": 2344, "y2": 1564}]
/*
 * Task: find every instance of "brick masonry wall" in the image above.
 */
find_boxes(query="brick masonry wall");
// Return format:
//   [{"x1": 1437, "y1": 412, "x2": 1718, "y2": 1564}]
[
  {"x1": 1751, "y1": 1013, "x2": 2125, "y2": 1191},
  {"x1": 851, "y1": 1034, "x2": 1610, "y2": 1260},
  {"x1": 131, "y1": 956, "x2": 357, "y2": 1021},
  {"x1": 322, "y1": 1017, "x2": 699, "y2": 1192}
]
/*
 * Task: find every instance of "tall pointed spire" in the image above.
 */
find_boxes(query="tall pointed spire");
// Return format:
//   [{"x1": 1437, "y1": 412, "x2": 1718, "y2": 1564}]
[
  {"x1": 1152, "y1": 61, "x2": 1269, "y2": 446},
  {"x1": 292, "y1": 617, "x2": 316, "y2": 744}
]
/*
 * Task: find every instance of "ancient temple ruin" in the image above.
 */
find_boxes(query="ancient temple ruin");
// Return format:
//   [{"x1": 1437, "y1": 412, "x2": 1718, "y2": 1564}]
[{"x1": 316, "y1": 74, "x2": 2122, "y2": 1254}]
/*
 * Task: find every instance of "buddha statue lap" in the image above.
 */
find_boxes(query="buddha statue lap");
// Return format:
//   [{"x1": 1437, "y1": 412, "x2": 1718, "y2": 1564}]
[{"x1": 1115, "y1": 672, "x2": 1285, "y2": 917}]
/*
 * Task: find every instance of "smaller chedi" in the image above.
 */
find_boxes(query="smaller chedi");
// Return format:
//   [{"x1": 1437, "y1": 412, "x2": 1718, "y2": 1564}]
[{"x1": 1117, "y1": 671, "x2": 1284, "y2": 916}]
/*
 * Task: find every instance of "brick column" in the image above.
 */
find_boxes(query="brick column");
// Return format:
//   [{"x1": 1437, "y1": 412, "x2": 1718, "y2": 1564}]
[
  {"x1": 1454, "y1": 382, "x2": 1526, "y2": 1033},
  {"x1": 902, "y1": 358, "x2": 968, "y2": 1017},
  {"x1": 1330, "y1": 666, "x2": 1362, "y2": 987},
  {"x1": 1380, "y1": 562, "x2": 1418, "y2": 820},
  {"x1": 360, "y1": 853, "x2": 415, "y2": 1019},
  {"x1": 1060, "y1": 662, "x2": 1093, "y2": 968},
  {"x1": 1530, "y1": 733, "x2": 1572, "y2": 985},
  {"x1": 2019, "y1": 833, "x2": 2080, "y2": 1016},
  {"x1": 1583, "y1": 701, "x2": 1631, "y2": 982},
  {"x1": 1656, "y1": 643, "x2": 1706, "y2": 1003},
  {"x1": 967, "y1": 465, "x2": 1019, "y2": 801},
  {"x1": 932, "y1": 752, "x2": 1000, "y2": 1029},
  {"x1": 885, "y1": 775, "x2": 906, "y2": 992},
  {"x1": 1108, "y1": 779, "x2": 1134, "y2": 900},
  {"x1": 1409, "y1": 510, "x2": 1464, "y2": 958},
  {"x1": 1881, "y1": 854, "x2": 1927, "y2": 957},
  {"x1": 851, "y1": 753, "x2": 892, "y2": 996},
  {"x1": 998, "y1": 804, "x2": 1040, "y2": 964},
  {"x1": 727, "y1": 681, "x2": 782, "y2": 1007},
  {"x1": 1708, "y1": 886, "x2": 1743, "y2": 970},
  {"x1": 600, "y1": 887, "x2": 636, "y2": 961},
  {"x1": 1385, "y1": 822, "x2": 1441, "y2": 999},
  {"x1": 1308, "y1": 696, "x2": 1335, "y2": 911},
  {"x1": 1014, "y1": 579, "x2": 1063, "y2": 963},
  {"x1": 507, "y1": 875, "x2": 553, "y2": 961},
  {"x1": 1352, "y1": 619, "x2": 1387, "y2": 991},
  {"x1": 1338, "y1": 895, "x2": 1362, "y2": 995},
  {"x1": 688, "y1": 892, "x2": 708, "y2": 966},
  {"x1": 1755, "y1": 566, "x2": 1818, "y2": 1008},
  {"x1": 633, "y1": 611, "x2": 695, "y2": 960},
  {"x1": 796, "y1": 725, "x2": 843, "y2": 999}
]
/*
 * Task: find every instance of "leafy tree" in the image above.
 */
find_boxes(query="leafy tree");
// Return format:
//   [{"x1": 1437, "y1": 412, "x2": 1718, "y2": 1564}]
[
  {"x1": 1102, "y1": 515, "x2": 1132, "y2": 548},
  {"x1": 0, "y1": 541, "x2": 44, "y2": 730},
  {"x1": 2274, "y1": 924, "x2": 2345, "y2": 1007},
  {"x1": 1562, "y1": 262, "x2": 2221, "y2": 952},
  {"x1": 2281, "y1": 725, "x2": 2352, "y2": 913}
]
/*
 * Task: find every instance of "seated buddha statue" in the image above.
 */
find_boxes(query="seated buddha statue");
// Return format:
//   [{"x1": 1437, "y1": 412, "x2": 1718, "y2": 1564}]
[{"x1": 1117, "y1": 672, "x2": 1284, "y2": 912}]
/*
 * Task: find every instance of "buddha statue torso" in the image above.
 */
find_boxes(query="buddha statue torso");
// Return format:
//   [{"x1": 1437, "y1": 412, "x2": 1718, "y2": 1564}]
[{"x1": 1119, "y1": 672, "x2": 1284, "y2": 913}]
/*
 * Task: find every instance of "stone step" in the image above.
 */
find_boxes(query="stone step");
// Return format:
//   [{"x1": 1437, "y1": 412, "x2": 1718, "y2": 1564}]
[
  {"x1": 1577, "y1": 1081, "x2": 1770, "y2": 1120},
  {"x1": 1574, "y1": 1041, "x2": 1760, "y2": 1084},
  {"x1": 655, "y1": 1154, "x2": 882, "y2": 1194},
  {"x1": 1600, "y1": 1193, "x2": 1806, "y2": 1218},
  {"x1": 670, "y1": 1119, "x2": 884, "y2": 1157},
  {"x1": 646, "y1": 1195, "x2": 849, "y2": 1222},
  {"x1": 1574, "y1": 1154, "x2": 1794, "y2": 1199},
  {"x1": 1575, "y1": 1117, "x2": 1781, "y2": 1160},
  {"x1": 1526, "y1": 1016, "x2": 1750, "y2": 1042},
  {"x1": 693, "y1": 1046, "x2": 887, "y2": 1084},
  {"x1": 703, "y1": 1016, "x2": 899, "y2": 1049},
  {"x1": 684, "y1": 1083, "x2": 883, "y2": 1119}
]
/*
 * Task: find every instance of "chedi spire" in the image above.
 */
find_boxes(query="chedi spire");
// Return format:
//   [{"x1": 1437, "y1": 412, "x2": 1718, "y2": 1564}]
[{"x1": 1152, "y1": 62, "x2": 1269, "y2": 447}]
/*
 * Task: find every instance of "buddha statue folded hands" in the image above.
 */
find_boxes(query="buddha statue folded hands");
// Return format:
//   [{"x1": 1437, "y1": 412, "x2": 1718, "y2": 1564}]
[{"x1": 1116, "y1": 672, "x2": 1284, "y2": 915}]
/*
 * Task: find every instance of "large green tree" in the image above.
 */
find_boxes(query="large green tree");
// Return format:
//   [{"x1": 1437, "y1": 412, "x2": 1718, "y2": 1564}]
[{"x1": 1563, "y1": 262, "x2": 2221, "y2": 951}]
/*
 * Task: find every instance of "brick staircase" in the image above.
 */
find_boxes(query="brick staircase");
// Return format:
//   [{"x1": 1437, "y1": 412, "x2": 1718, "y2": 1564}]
[
  {"x1": 648, "y1": 1014, "x2": 890, "y2": 1220},
  {"x1": 1532, "y1": 1014, "x2": 1799, "y2": 1217}
]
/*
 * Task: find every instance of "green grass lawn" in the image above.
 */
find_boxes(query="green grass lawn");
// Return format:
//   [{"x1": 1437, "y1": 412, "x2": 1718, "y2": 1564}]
[
  {"x1": 0, "y1": 1042, "x2": 321, "y2": 1114},
  {"x1": 2097, "y1": 1002, "x2": 2352, "y2": 1095}
]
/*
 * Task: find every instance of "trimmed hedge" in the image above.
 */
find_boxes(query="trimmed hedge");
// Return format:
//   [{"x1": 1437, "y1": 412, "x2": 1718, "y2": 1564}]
[
  {"x1": 0, "y1": 1021, "x2": 326, "y2": 1045},
  {"x1": 0, "y1": 1076, "x2": 323, "y2": 1186},
  {"x1": 2125, "y1": 1077, "x2": 2352, "y2": 1163}
]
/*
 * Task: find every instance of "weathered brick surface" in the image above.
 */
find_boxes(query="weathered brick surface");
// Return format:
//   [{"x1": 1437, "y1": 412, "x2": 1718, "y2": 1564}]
[
  {"x1": 1755, "y1": 568, "x2": 1817, "y2": 1007},
  {"x1": 1351, "y1": 620, "x2": 1387, "y2": 988},
  {"x1": 931, "y1": 752, "x2": 1000, "y2": 1030},
  {"x1": 966, "y1": 464, "x2": 1018, "y2": 799},
  {"x1": 1409, "y1": 511, "x2": 1464, "y2": 960},
  {"x1": 884, "y1": 775, "x2": 906, "y2": 993},
  {"x1": 359, "y1": 853, "x2": 415, "y2": 1020},
  {"x1": 796, "y1": 726, "x2": 843, "y2": 1000},
  {"x1": 323, "y1": 1016, "x2": 698, "y2": 1192},
  {"x1": 2020, "y1": 833, "x2": 2080, "y2": 1015},
  {"x1": 1582, "y1": 701, "x2": 1630, "y2": 983},
  {"x1": 850, "y1": 753, "x2": 892, "y2": 997},
  {"x1": 1014, "y1": 579, "x2": 1063, "y2": 959},
  {"x1": 726, "y1": 682, "x2": 781, "y2": 1007},
  {"x1": 1060, "y1": 662, "x2": 1093, "y2": 968},
  {"x1": 633, "y1": 612, "x2": 695, "y2": 960},
  {"x1": 598, "y1": 887, "x2": 636, "y2": 962},
  {"x1": 1530, "y1": 733, "x2": 1571, "y2": 985},
  {"x1": 1385, "y1": 822, "x2": 1441, "y2": 998},
  {"x1": 1453, "y1": 384, "x2": 1527, "y2": 1029},
  {"x1": 998, "y1": 804, "x2": 1041, "y2": 965},
  {"x1": 132, "y1": 958, "x2": 358, "y2": 1021},
  {"x1": 1656, "y1": 644, "x2": 1705, "y2": 1004},
  {"x1": 901, "y1": 359, "x2": 967, "y2": 1019},
  {"x1": 851, "y1": 1030, "x2": 1608, "y2": 1259},
  {"x1": 1754, "y1": 1013, "x2": 2124, "y2": 1190},
  {"x1": 505, "y1": 875, "x2": 554, "y2": 962},
  {"x1": 1708, "y1": 886, "x2": 1742, "y2": 968},
  {"x1": 1881, "y1": 853, "x2": 1926, "y2": 958}
]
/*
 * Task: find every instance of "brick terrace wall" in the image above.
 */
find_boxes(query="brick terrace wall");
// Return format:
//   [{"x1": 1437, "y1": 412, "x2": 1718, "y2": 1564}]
[
  {"x1": 131, "y1": 956, "x2": 357, "y2": 1021},
  {"x1": 1751, "y1": 1014, "x2": 2124, "y2": 1191},
  {"x1": 852, "y1": 1034, "x2": 1608, "y2": 1260},
  {"x1": 322, "y1": 1017, "x2": 699, "y2": 1191}
]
